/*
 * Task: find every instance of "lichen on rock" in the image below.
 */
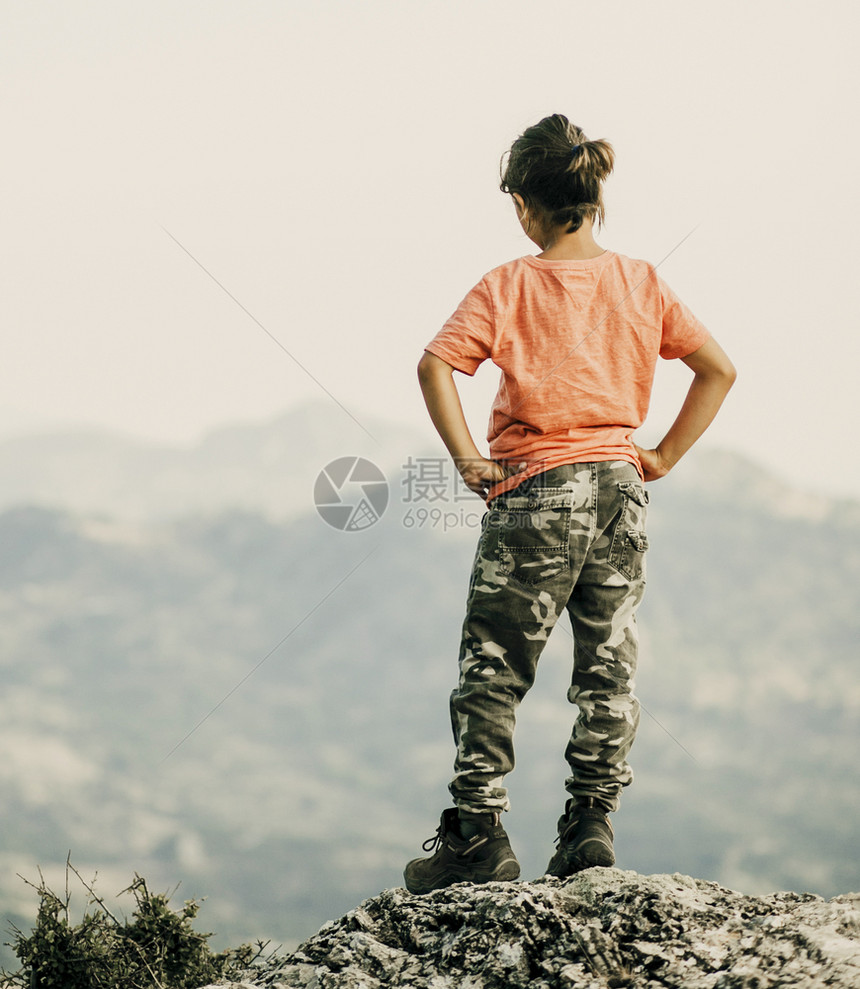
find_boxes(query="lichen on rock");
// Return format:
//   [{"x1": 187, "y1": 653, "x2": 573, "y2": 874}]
[{"x1": 204, "y1": 869, "x2": 860, "y2": 988}]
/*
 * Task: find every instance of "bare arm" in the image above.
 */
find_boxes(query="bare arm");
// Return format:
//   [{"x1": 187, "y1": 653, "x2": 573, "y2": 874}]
[
  {"x1": 417, "y1": 351, "x2": 513, "y2": 498},
  {"x1": 634, "y1": 336, "x2": 737, "y2": 482}
]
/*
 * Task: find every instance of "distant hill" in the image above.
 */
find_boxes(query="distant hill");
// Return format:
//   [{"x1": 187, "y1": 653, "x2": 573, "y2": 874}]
[
  {"x1": 0, "y1": 405, "x2": 857, "y2": 963},
  {"x1": 0, "y1": 401, "x2": 436, "y2": 521}
]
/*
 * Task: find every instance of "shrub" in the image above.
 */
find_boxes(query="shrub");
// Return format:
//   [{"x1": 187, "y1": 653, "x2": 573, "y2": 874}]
[{"x1": 2, "y1": 860, "x2": 262, "y2": 988}]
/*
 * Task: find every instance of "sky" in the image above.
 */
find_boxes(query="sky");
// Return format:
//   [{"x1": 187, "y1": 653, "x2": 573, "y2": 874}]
[{"x1": 3, "y1": 0, "x2": 860, "y2": 497}]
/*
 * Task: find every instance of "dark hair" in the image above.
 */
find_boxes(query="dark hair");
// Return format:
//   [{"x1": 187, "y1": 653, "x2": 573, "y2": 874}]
[{"x1": 500, "y1": 113, "x2": 615, "y2": 233}]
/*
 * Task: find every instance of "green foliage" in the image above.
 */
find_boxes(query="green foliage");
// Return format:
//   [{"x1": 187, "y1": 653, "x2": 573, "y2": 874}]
[{"x1": 2, "y1": 861, "x2": 262, "y2": 988}]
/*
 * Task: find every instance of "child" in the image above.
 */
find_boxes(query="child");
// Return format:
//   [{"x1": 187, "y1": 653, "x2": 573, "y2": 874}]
[{"x1": 404, "y1": 113, "x2": 736, "y2": 894}]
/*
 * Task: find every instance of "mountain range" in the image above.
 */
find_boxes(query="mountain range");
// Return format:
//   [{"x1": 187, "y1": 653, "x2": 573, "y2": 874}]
[{"x1": 0, "y1": 402, "x2": 857, "y2": 964}]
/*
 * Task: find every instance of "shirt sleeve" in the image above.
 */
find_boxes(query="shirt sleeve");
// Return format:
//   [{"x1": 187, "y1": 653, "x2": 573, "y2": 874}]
[
  {"x1": 424, "y1": 278, "x2": 495, "y2": 376},
  {"x1": 658, "y1": 275, "x2": 711, "y2": 360}
]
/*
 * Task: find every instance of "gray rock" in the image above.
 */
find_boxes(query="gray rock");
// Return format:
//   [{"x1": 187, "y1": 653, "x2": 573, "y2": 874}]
[{"x1": 204, "y1": 869, "x2": 860, "y2": 988}]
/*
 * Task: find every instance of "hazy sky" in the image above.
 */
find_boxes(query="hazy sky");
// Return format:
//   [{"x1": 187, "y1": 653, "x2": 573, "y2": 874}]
[{"x1": 4, "y1": 1, "x2": 859, "y2": 496}]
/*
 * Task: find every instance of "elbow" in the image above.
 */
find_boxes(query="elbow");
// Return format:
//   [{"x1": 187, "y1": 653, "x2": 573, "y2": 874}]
[
  {"x1": 712, "y1": 363, "x2": 737, "y2": 399},
  {"x1": 693, "y1": 358, "x2": 737, "y2": 398},
  {"x1": 706, "y1": 354, "x2": 737, "y2": 391},
  {"x1": 686, "y1": 338, "x2": 737, "y2": 392}
]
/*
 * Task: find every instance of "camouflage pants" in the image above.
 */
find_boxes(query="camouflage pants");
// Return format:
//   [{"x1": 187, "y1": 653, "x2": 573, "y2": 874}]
[{"x1": 449, "y1": 461, "x2": 648, "y2": 815}]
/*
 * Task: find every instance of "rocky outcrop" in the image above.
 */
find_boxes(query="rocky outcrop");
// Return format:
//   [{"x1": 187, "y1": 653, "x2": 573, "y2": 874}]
[{"x1": 205, "y1": 868, "x2": 860, "y2": 988}]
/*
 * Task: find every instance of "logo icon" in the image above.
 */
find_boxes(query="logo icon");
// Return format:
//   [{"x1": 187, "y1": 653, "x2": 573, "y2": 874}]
[{"x1": 314, "y1": 457, "x2": 389, "y2": 530}]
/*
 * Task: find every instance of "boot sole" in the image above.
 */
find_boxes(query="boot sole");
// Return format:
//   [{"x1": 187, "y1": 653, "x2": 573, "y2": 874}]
[{"x1": 546, "y1": 840, "x2": 615, "y2": 878}]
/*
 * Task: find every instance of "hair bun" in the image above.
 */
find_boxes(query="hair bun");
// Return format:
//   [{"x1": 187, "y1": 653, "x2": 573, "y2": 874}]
[{"x1": 500, "y1": 114, "x2": 615, "y2": 232}]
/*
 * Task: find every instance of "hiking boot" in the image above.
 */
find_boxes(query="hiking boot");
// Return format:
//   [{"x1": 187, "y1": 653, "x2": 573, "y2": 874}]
[
  {"x1": 545, "y1": 797, "x2": 615, "y2": 878},
  {"x1": 403, "y1": 808, "x2": 520, "y2": 894}
]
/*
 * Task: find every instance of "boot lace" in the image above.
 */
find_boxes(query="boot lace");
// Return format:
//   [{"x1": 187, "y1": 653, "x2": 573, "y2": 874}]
[{"x1": 421, "y1": 824, "x2": 445, "y2": 852}]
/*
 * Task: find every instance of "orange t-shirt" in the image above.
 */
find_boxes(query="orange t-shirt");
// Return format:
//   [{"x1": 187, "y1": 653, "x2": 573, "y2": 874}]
[{"x1": 424, "y1": 251, "x2": 710, "y2": 500}]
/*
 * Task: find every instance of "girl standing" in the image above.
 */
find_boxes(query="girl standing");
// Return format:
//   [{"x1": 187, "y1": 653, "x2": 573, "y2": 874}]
[{"x1": 404, "y1": 113, "x2": 735, "y2": 893}]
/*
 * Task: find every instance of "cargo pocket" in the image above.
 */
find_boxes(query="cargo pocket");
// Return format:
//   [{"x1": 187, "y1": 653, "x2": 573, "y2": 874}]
[
  {"x1": 608, "y1": 481, "x2": 649, "y2": 581},
  {"x1": 495, "y1": 489, "x2": 572, "y2": 586}
]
